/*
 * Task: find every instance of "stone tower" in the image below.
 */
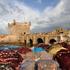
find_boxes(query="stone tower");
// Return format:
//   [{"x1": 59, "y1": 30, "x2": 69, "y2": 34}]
[{"x1": 8, "y1": 20, "x2": 31, "y2": 35}]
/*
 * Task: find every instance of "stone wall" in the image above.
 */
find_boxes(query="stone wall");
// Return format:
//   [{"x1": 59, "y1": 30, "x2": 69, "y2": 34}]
[
  {"x1": 8, "y1": 20, "x2": 31, "y2": 35},
  {"x1": 0, "y1": 21, "x2": 69, "y2": 46}
]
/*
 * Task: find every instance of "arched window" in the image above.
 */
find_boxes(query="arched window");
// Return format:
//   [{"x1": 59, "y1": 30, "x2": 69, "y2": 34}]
[
  {"x1": 29, "y1": 39, "x2": 33, "y2": 47},
  {"x1": 49, "y1": 39, "x2": 56, "y2": 45},
  {"x1": 37, "y1": 38, "x2": 44, "y2": 44}
]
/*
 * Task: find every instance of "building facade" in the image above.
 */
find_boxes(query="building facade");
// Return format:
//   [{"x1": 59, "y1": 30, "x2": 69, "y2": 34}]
[{"x1": 0, "y1": 20, "x2": 69, "y2": 46}]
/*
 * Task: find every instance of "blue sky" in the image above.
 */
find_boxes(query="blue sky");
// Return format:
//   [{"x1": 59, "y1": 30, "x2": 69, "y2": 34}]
[
  {"x1": 0, "y1": 0, "x2": 70, "y2": 33},
  {"x1": 19, "y1": 0, "x2": 60, "y2": 11}
]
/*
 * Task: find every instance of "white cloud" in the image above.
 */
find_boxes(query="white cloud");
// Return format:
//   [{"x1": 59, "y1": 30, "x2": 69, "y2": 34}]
[
  {"x1": 0, "y1": 0, "x2": 70, "y2": 33},
  {"x1": 32, "y1": 0, "x2": 64, "y2": 28},
  {"x1": 0, "y1": 0, "x2": 40, "y2": 33},
  {"x1": 31, "y1": 0, "x2": 70, "y2": 32},
  {"x1": 44, "y1": 0, "x2": 64, "y2": 17}
]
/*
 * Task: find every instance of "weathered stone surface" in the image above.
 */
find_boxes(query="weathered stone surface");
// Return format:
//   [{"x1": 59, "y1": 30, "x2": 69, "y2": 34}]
[{"x1": 0, "y1": 20, "x2": 69, "y2": 46}]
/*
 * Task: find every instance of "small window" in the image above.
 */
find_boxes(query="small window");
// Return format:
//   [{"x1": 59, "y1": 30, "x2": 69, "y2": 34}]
[
  {"x1": 24, "y1": 32, "x2": 26, "y2": 34},
  {"x1": 60, "y1": 32, "x2": 63, "y2": 33}
]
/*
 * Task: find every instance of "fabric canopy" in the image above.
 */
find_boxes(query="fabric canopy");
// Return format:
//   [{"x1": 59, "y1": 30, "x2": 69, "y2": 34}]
[{"x1": 32, "y1": 47, "x2": 45, "y2": 52}]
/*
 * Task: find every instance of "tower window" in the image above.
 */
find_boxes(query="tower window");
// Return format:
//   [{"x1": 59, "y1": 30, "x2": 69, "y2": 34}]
[{"x1": 24, "y1": 32, "x2": 26, "y2": 34}]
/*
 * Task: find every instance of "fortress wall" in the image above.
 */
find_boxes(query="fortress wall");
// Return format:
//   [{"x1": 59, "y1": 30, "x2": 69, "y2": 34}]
[{"x1": 0, "y1": 21, "x2": 69, "y2": 46}]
